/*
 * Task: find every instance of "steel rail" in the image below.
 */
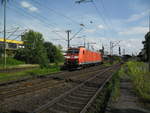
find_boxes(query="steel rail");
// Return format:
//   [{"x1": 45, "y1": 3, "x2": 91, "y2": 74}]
[
  {"x1": 0, "y1": 66, "x2": 109, "y2": 99},
  {"x1": 33, "y1": 67, "x2": 112, "y2": 113},
  {"x1": 80, "y1": 68, "x2": 116, "y2": 113},
  {"x1": 0, "y1": 65, "x2": 107, "y2": 87}
]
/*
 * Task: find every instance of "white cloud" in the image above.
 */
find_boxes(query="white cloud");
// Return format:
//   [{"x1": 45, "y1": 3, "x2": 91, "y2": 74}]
[
  {"x1": 84, "y1": 29, "x2": 96, "y2": 33},
  {"x1": 29, "y1": 7, "x2": 38, "y2": 12},
  {"x1": 97, "y1": 25, "x2": 105, "y2": 29},
  {"x1": 126, "y1": 10, "x2": 149, "y2": 22},
  {"x1": 20, "y1": 1, "x2": 38, "y2": 12},
  {"x1": 119, "y1": 38, "x2": 143, "y2": 54},
  {"x1": 119, "y1": 26, "x2": 148, "y2": 35},
  {"x1": 21, "y1": 1, "x2": 31, "y2": 8},
  {"x1": 83, "y1": 25, "x2": 106, "y2": 34}
]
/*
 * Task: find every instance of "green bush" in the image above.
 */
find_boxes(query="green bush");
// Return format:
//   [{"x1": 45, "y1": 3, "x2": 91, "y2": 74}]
[
  {"x1": 0, "y1": 57, "x2": 24, "y2": 66},
  {"x1": 0, "y1": 65, "x2": 60, "y2": 83},
  {"x1": 126, "y1": 61, "x2": 150, "y2": 102}
]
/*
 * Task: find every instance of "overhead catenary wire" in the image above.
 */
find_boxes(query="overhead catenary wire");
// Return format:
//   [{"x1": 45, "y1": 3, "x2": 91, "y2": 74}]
[
  {"x1": 9, "y1": 1, "x2": 59, "y2": 28},
  {"x1": 7, "y1": 3, "x2": 66, "y2": 40},
  {"x1": 7, "y1": 2, "x2": 83, "y2": 48},
  {"x1": 70, "y1": 28, "x2": 83, "y2": 40},
  {"x1": 99, "y1": 0, "x2": 118, "y2": 35},
  {"x1": 5, "y1": 0, "x2": 107, "y2": 50},
  {"x1": 19, "y1": 1, "x2": 86, "y2": 42},
  {"x1": 8, "y1": 5, "x2": 79, "y2": 48},
  {"x1": 17, "y1": 0, "x2": 101, "y2": 39},
  {"x1": 7, "y1": 27, "x2": 19, "y2": 39},
  {"x1": 99, "y1": 0, "x2": 113, "y2": 27},
  {"x1": 91, "y1": 1, "x2": 112, "y2": 32},
  {"x1": 13, "y1": 1, "x2": 86, "y2": 42},
  {"x1": 32, "y1": 0, "x2": 83, "y2": 27}
]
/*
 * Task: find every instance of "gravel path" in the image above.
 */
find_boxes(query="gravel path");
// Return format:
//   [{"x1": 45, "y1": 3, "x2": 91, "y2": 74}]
[{"x1": 106, "y1": 77, "x2": 150, "y2": 113}]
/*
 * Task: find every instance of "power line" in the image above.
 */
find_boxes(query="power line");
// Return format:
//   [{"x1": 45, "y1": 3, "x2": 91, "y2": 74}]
[
  {"x1": 32, "y1": 0, "x2": 82, "y2": 27},
  {"x1": 70, "y1": 28, "x2": 83, "y2": 40},
  {"x1": 52, "y1": 31, "x2": 67, "y2": 40},
  {"x1": 75, "y1": 0, "x2": 113, "y2": 38},
  {"x1": 8, "y1": 4, "x2": 66, "y2": 39},
  {"x1": 99, "y1": 0, "x2": 118, "y2": 34},
  {"x1": 7, "y1": 27, "x2": 19, "y2": 39},
  {"x1": 13, "y1": 1, "x2": 88, "y2": 43},
  {"x1": 99, "y1": 0, "x2": 113, "y2": 25},
  {"x1": 91, "y1": 1, "x2": 111, "y2": 32},
  {"x1": 11, "y1": 29, "x2": 28, "y2": 41},
  {"x1": 7, "y1": 0, "x2": 104, "y2": 50},
  {"x1": 10, "y1": 1, "x2": 57, "y2": 28},
  {"x1": 8, "y1": 4, "x2": 84, "y2": 48}
]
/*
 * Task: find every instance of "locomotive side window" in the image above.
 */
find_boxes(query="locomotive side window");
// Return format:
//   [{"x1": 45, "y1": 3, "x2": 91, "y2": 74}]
[
  {"x1": 83, "y1": 50, "x2": 84, "y2": 54},
  {"x1": 67, "y1": 49, "x2": 79, "y2": 54}
]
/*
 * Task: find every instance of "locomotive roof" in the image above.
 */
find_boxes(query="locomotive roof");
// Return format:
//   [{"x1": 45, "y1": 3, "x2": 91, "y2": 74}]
[
  {"x1": 68, "y1": 47, "x2": 101, "y2": 53},
  {"x1": 68, "y1": 46, "x2": 85, "y2": 49}
]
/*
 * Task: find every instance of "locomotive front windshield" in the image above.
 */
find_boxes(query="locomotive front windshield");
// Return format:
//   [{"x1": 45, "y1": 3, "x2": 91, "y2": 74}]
[{"x1": 67, "y1": 49, "x2": 79, "y2": 54}]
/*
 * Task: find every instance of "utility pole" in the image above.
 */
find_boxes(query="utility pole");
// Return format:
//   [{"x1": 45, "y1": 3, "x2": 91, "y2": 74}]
[
  {"x1": 3, "y1": 0, "x2": 7, "y2": 69},
  {"x1": 66, "y1": 30, "x2": 71, "y2": 49},
  {"x1": 102, "y1": 44, "x2": 104, "y2": 51},
  {"x1": 119, "y1": 46, "x2": 121, "y2": 56}
]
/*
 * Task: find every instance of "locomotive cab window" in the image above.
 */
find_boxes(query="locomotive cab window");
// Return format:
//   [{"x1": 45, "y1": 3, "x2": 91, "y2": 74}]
[{"x1": 67, "y1": 49, "x2": 79, "y2": 54}]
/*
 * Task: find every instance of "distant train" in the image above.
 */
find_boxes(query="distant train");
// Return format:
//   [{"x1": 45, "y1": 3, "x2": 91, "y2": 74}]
[{"x1": 63, "y1": 46, "x2": 103, "y2": 69}]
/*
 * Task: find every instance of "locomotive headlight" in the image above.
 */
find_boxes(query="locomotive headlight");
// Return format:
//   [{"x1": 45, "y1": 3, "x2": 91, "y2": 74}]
[
  {"x1": 65, "y1": 56, "x2": 70, "y2": 58},
  {"x1": 74, "y1": 56, "x2": 79, "y2": 59}
]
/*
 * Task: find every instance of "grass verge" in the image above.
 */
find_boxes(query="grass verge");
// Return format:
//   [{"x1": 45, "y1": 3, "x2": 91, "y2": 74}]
[
  {"x1": 0, "y1": 65, "x2": 60, "y2": 83},
  {"x1": 110, "y1": 71, "x2": 121, "y2": 102},
  {"x1": 0, "y1": 57, "x2": 25, "y2": 69},
  {"x1": 126, "y1": 61, "x2": 150, "y2": 102}
]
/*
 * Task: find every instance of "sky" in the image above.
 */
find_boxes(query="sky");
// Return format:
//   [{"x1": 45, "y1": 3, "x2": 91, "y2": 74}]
[{"x1": 0, "y1": 0, "x2": 150, "y2": 55}]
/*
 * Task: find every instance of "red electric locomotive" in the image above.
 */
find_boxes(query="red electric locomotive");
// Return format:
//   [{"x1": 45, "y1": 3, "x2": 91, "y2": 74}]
[{"x1": 64, "y1": 46, "x2": 103, "y2": 69}]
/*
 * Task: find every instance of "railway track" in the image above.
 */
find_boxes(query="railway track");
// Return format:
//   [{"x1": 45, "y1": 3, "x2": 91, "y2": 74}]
[
  {"x1": 0, "y1": 65, "x2": 107, "y2": 87},
  {"x1": 0, "y1": 65, "x2": 109, "y2": 100},
  {"x1": 33, "y1": 64, "x2": 120, "y2": 113}
]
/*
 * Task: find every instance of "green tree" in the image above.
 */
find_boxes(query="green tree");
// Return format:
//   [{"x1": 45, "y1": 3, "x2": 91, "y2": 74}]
[
  {"x1": 44, "y1": 42, "x2": 64, "y2": 64},
  {"x1": 15, "y1": 30, "x2": 48, "y2": 68}
]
